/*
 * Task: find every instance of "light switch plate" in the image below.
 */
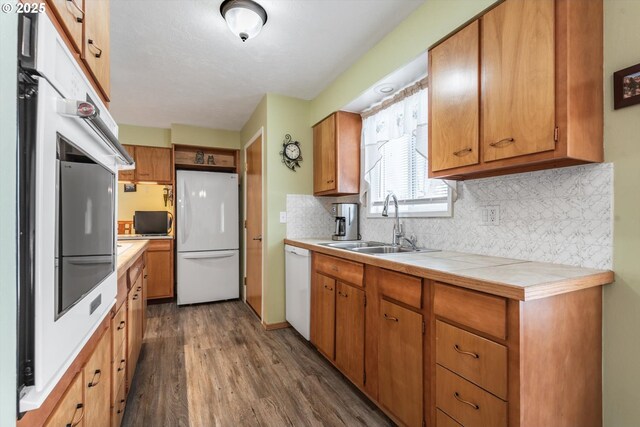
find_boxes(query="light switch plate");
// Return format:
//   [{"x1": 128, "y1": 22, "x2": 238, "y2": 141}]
[{"x1": 279, "y1": 211, "x2": 287, "y2": 223}]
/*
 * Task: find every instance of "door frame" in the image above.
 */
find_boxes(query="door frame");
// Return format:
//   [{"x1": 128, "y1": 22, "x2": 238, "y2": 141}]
[{"x1": 243, "y1": 127, "x2": 265, "y2": 319}]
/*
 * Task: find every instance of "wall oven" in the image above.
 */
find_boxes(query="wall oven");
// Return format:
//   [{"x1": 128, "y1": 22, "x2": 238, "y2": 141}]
[{"x1": 17, "y1": 13, "x2": 133, "y2": 412}]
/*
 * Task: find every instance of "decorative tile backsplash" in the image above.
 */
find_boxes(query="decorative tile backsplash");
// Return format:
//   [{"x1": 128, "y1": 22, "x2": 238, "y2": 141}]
[{"x1": 286, "y1": 163, "x2": 613, "y2": 269}]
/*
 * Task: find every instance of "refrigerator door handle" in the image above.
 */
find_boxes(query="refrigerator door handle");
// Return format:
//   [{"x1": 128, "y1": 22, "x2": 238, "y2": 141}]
[
  {"x1": 180, "y1": 178, "x2": 192, "y2": 246},
  {"x1": 181, "y1": 251, "x2": 236, "y2": 260}
]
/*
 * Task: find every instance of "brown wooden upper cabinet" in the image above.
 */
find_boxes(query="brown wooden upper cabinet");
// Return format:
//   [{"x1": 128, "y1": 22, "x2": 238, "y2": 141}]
[
  {"x1": 83, "y1": 0, "x2": 111, "y2": 100},
  {"x1": 118, "y1": 145, "x2": 172, "y2": 183},
  {"x1": 47, "y1": 0, "x2": 84, "y2": 53},
  {"x1": 313, "y1": 111, "x2": 361, "y2": 196},
  {"x1": 428, "y1": 0, "x2": 603, "y2": 179}
]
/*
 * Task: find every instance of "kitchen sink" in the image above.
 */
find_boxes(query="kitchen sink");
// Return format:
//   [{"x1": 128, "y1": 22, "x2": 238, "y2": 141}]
[
  {"x1": 320, "y1": 241, "x2": 439, "y2": 256},
  {"x1": 321, "y1": 241, "x2": 385, "y2": 249}
]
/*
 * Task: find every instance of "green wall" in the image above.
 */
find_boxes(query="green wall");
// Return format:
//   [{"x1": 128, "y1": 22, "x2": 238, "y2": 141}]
[
  {"x1": 0, "y1": 12, "x2": 17, "y2": 426},
  {"x1": 309, "y1": 0, "x2": 497, "y2": 125},
  {"x1": 603, "y1": 1, "x2": 640, "y2": 426},
  {"x1": 118, "y1": 123, "x2": 241, "y2": 149}
]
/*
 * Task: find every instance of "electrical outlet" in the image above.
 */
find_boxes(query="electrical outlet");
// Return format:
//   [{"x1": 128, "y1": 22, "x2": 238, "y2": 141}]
[
  {"x1": 481, "y1": 205, "x2": 500, "y2": 226},
  {"x1": 279, "y1": 211, "x2": 287, "y2": 223},
  {"x1": 487, "y1": 205, "x2": 500, "y2": 226}
]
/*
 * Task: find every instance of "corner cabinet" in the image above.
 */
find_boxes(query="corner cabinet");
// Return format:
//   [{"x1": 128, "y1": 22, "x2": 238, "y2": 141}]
[
  {"x1": 313, "y1": 111, "x2": 361, "y2": 196},
  {"x1": 429, "y1": 0, "x2": 603, "y2": 180}
]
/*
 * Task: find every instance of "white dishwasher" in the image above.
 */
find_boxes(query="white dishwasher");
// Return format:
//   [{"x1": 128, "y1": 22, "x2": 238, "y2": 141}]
[{"x1": 285, "y1": 245, "x2": 311, "y2": 340}]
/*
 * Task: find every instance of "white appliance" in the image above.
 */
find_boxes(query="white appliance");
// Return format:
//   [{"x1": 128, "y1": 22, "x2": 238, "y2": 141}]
[
  {"x1": 285, "y1": 245, "x2": 311, "y2": 340},
  {"x1": 17, "y1": 13, "x2": 132, "y2": 411},
  {"x1": 176, "y1": 171, "x2": 240, "y2": 305}
]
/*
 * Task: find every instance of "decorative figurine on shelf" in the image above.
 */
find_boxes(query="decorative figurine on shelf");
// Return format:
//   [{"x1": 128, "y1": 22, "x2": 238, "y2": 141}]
[
  {"x1": 195, "y1": 151, "x2": 205, "y2": 164},
  {"x1": 280, "y1": 134, "x2": 302, "y2": 171},
  {"x1": 207, "y1": 155, "x2": 216, "y2": 165}
]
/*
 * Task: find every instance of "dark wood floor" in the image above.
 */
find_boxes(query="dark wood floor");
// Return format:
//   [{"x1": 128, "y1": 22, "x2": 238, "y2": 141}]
[{"x1": 122, "y1": 300, "x2": 392, "y2": 427}]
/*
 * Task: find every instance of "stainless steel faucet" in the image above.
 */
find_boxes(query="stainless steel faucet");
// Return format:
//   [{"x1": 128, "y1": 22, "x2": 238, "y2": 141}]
[{"x1": 382, "y1": 192, "x2": 403, "y2": 246}]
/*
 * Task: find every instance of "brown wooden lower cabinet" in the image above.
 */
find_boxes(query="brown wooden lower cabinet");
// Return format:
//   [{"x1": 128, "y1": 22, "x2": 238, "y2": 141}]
[
  {"x1": 306, "y1": 249, "x2": 605, "y2": 427},
  {"x1": 378, "y1": 299, "x2": 424, "y2": 427},
  {"x1": 44, "y1": 372, "x2": 84, "y2": 427},
  {"x1": 335, "y1": 282, "x2": 365, "y2": 386},
  {"x1": 83, "y1": 328, "x2": 112, "y2": 427},
  {"x1": 146, "y1": 240, "x2": 174, "y2": 299}
]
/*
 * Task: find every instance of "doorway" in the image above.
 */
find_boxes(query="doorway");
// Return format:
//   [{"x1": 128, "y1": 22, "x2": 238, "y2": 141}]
[{"x1": 244, "y1": 129, "x2": 263, "y2": 318}]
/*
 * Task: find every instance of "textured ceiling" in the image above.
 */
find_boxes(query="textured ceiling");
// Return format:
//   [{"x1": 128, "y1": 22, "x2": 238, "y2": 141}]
[{"x1": 109, "y1": 0, "x2": 425, "y2": 130}]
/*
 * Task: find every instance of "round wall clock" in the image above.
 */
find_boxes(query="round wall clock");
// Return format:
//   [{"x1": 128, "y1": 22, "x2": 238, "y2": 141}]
[{"x1": 280, "y1": 134, "x2": 303, "y2": 171}]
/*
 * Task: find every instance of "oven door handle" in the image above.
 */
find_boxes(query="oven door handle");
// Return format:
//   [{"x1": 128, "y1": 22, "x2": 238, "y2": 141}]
[{"x1": 57, "y1": 98, "x2": 134, "y2": 166}]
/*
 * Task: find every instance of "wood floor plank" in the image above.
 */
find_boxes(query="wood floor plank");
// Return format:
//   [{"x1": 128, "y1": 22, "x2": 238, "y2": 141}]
[{"x1": 122, "y1": 301, "x2": 392, "y2": 427}]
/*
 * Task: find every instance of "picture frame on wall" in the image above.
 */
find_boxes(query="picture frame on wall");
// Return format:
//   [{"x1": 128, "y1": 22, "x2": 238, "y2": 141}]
[{"x1": 614, "y1": 62, "x2": 640, "y2": 109}]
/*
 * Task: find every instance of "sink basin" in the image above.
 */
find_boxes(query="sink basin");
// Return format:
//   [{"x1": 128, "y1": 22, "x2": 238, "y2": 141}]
[
  {"x1": 351, "y1": 246, "x2": 417, "y2": 254},
  {"x1": 321, "y1": 241, "x2": 385, "y2": 249}
]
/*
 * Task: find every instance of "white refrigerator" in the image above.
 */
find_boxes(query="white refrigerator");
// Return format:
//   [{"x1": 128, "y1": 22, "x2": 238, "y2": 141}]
[{"x1": 176, "y1": 170, "x2": 239, "y2": 305}]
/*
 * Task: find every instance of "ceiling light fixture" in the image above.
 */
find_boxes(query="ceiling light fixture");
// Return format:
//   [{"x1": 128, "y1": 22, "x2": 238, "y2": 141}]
[
  {"x1": 220, "y1": 0, "x2": 268, "y2": 42},
  {"x1": 375, "y1": 84, "x2": 396, "y2": 95}
]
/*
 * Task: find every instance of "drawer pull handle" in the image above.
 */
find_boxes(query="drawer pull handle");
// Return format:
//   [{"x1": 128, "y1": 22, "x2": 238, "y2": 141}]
[
  {"x1": 453, "y1": 147, "x2": 472, "y2": 156},
  {"x1": 118, "y1": 359, "x2": 126, "y2": 372},
  {"x1": 454, "y1": 392, "x2": 479, "y2": 410},
  {"x1": 331, "y1": 266, "x2": 339, "y2": 271},
  {"x1": 489, "y1": 137, "x2": 515, "y2": 148},
  {"x1": 338, "y1": 291, "x2": 348, "y2": 298},
  {"x1": 117, "y1": 320, "x2": 126, "y2": 330},
  {"x1": 454, "y1": 344, "x2": 479, "y2": 359},
  {"x1": 69, "y1": 403, "x2": 85, "y2": 426},
  {"x1": 87, "y1": 369, "x2": 101, "y2": 387},
  {"x1": 323, "y1": 285, "x2": 333, "y2": 291},
  {"x1": 326, "y1": 179, "x2": 334, "y2": 184},
  {"x1": 117, "y1": 398, "x2": 126, "y2": 414},
  {"x1": 87, "y1": 39, "x2": 103, "y2": 58},
  {"x1": 383, "y1": 313, "x2": 399, "y2": 322},
  {"x1": 66, "y1": 0, "x2": 84, "y2": 23}
]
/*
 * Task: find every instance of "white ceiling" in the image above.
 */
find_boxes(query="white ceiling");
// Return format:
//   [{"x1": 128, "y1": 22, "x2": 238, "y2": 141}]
[{"x1": 109, "y1": 0, "x2": 425, "y2": 130}]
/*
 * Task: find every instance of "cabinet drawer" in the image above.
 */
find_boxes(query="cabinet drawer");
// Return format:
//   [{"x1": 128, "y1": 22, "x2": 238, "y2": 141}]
[
  {"x1": 112, "y1": 381, "x2": 126, "y2": 427},
  {"x1": 436, "y1": 365, "x2": 507, "y2": 427},
  {"x1": 437, "y1": 409, "x2": 463, "y2": 427},
  {"x1": 436, "y1": 320, "x2": 507, "y2": 399},
  {"x1": 315, "y1": 253, "x2": 363, "y2": 287},
  {"x1": 434, "y1": 283, "x2": 506, "y2": 339},
  {"x1": 148, "y1": 239, "x2": 172, "y2": 251},
  {"x1": 44, "y1": 372, "x2": 84, "y2": 427},
  {"x1": 128, "y1": 256, "x2": 144, "y2": 287},
  {"x1": 112, "y1": 303, "x2": 127, "y2": 350},
  {"x1": 113, "y1": 339, "x2": 127, "y2": 398},
  {"x1": 378, "y1": 268, "x2": 422, "y2": 309}
]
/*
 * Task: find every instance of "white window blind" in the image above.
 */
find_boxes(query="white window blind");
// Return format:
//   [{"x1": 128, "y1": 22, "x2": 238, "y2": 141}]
[{"x1": 361, "y1": 87, "x2": 452, "y2": 217}]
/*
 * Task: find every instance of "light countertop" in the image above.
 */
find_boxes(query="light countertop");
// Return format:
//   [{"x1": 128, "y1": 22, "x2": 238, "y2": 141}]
[
  {"x1": 284, "y1": 238, "x2": 614, "y2": 301},
  {"x1": 116, "y1": 240, "x2": 149, "y2": 278},
  {"x1": 118, "y1": 234, "x2": 174, "y2": 240}
]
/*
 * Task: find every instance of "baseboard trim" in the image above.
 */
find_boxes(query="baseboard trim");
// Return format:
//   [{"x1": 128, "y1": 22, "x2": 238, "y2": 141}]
[{"x1": 262, "y1": 321, "x2": 290, "y2": 331}]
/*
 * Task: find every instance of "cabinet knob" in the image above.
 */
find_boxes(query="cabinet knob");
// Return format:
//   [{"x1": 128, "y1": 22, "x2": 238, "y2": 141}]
[
  {"x1": 453, "y1": 147, "x2": 472, "y2": 156},
  {"x1": 87, "y1": 39, "x2": 102, "y2": 58},
  {"x1": 383, "y1": 313, "x2": 399, "y2": 322},
  {"x1": 453, "y1": 344, "x2": 479, "y2": 359},
  {"x1": 70, "y1": 403, "x2": 85, "y2": 426},
  {"x1": 87, "y1": 369, "x2": 102, "y2": 387},
  {"x1": 489, "y1": 137, "x2": 515, "y2": 148},
  {"x1": 454, "y1": 392, "x2": 480, "y2": 410}
]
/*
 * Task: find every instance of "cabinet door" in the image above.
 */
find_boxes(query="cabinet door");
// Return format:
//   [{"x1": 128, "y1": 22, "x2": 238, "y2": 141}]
[
  {"x1": 310, "y1": 273, "x2": 336, "y2": 359},
  {"x1": 84, "y1": 328, "x2": 111, "y2": 427},
  {"x1": 482, "y1": 0, "x2": 555, "y2": 162},
  {"x1": 83, "y1": 0, "x2": 110, "y2": 100},
  {"x1": 134, "y1": 146, "x2": 173, "y2": 183},
  {"x1": 313, "y1": 114, "x2": 336, "y2": 194},
  {"x1": 142, "y1": 263, "x2": 148, "y2": 335},
  {"x1": 44, "y1": 372, "x2": 84, "y2": 427},
  {"x1": 378, "y1": 300, "x2": 423, "y2": 427},
  {"x1": 429, "y1": 20, "x2": 480, "y2": 172},
  {"x1": 335, "y1": 282, "x2": 365, "y2": 386},
  {"x1": 117, "y1": 145, "x2": 136, "y2": 182},
  {"x1": 146, "y1": 242, "x2": 173, "y2": 299},
  {"x1": 126, "y1": 279, "x2": 141, "y2": 388},
  {"x1": 47, "y1": 0, "x2": 84, "y2": 53}
]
